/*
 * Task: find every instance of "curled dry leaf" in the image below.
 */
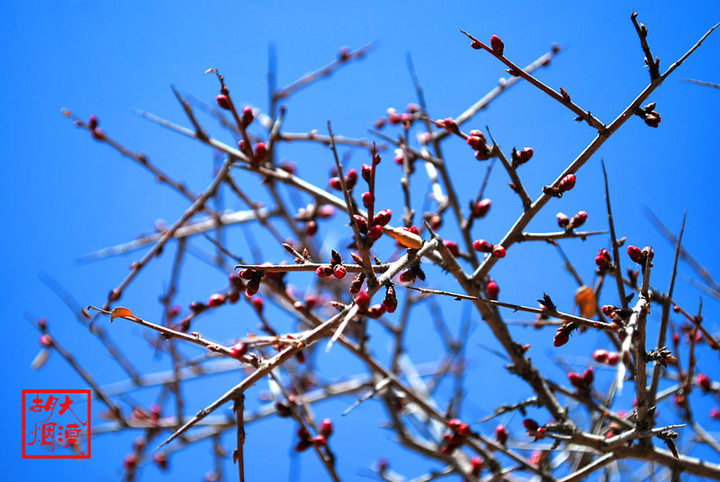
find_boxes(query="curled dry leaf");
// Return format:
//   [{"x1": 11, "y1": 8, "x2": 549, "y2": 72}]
[
  {"x1": 31, "y1": 349, "x2": 50, "y2": 370},
  {"x1": 110, "y1": 306, "x2": 138, "y2": 322},
  {"x1": 387, "y1": 227, "x2": 423, "y2": 250},
  {"x1": 575, "y1": 285, "x2": 597, "y2": 319}
]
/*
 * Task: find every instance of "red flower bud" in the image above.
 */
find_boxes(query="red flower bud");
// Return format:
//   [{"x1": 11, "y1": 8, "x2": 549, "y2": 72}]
[
  {"x1": 333, "y1": 264, "x2": 347, "y2": 279},
  {"x1": 568, "y1": 371, "x2": 584, "y2": 388},
  {"x1": 362, "y1": 192, "x2": 374, "y2": 209},
  {"x1": 208, "y1": 293, "x2": 226, "y2": 308},
  {"x1": 710, "y1": 408, "x2": 720, "y2": 419},
  {"x1": 39, "y1": 334, "x2": 52, "y2": 347},
  {"x1": 583, "y1": 366, "x2": 594, "y2": 385},
  {"x1": 251, "y1": 297, "x2": 264, "y2": 313},
  {"x1": 495, "y1": 424, "x2": 508, "y2": 444},
  {"x1": 557, "y1": 212, "x2": 570, "y2": 228},
  {"x1": 472, "y1": 199, "x2": 492, "y2": 218},
  {"x1": 361, "y1": 163, "x2": 372, "y2": 183},
  {"x1": 516, "y1": 147, "x2": 533, "y2": 164},
  {"x1": 216, "y1": 95, "x2": 231, "y2": 110},
  {"x1": 373, "y1": 209, "x2": 392, "y2": 226},
  {"x1": 153, "y1": 452, "x2": 168, "y2": 471},
  {"x1": 88, "y1": 114, "x2": 99, "y2": 130},
  {"x1": 458, "y1": 423, "x2": 472, "y2": 437},
  {"x1": 473, "y1": 239, "x2": 493, "y2": 253},
  {"x1": 486, "y1": 279, "x2": 499, "y2": 298},
  {"x1": 254, "y1": 142, "x2": 267, "y2": 163},
  {"x1": 441, "y1": 117, "x2": 459, "y2": 132},
  {"x1": 368, "y1": 224, "x2": 383, "y2": 240},
  {"x1": 241, "y1": 106, "x2": 254, "y2": 126},
  {"x1": 355, "y1": 292, "x2": 371, "y2": 311},
  {"x1": 490, "y1": 35, "x2": 504, "y2": 55},
  {"x1": 388, "y1": 112, "x2": 402, "y2": 124},
  {"x1": 471, "y1": 456, "x2": 483, "y2": 476},
  {"x1": 316, "y1": 265, "x2": 334, "y2": 278},
  {"x1": 383, "y1": 287, "x2": 398, "y2": 313},
  {"x1": 697, "y1": 374, "x2": 712, "y2": 392},
  {"x1": 345, "y1": 169, "x2": 358, "y2": 189},
  {"x1": 592, "y1": 349, "x2": 609, "y2": 364},
  {"x1": 558, "y1": 174, "x2": 576, "y2": 193},
  {"x1": 606, "y1": 352, "x2": 620, "y2": 366},
  {"x1": 230, "y1": 342, "x2": 248, "y2": 358},
  {"x1": 329, "y1": 177, "x2": 342, "y2": 190},
  {"x1": 571, "y1": 211, "x2": 588, "y2": 228},
  {"x1": 492, "y1": 245, "x2": 506, "y2": 258},
  {"x1": 443, "y1": 240, "x2": 460, "y2": 257},
  {"x1": 367, "y1": 304, "x2": 386, "y2": 319},
  {"x1": 448, "y1": 418, "x2": 462, "y2": 431},
  {"x1": 523, "y1": 418, "x2": 539, "y2": 432},
  {"x1": 553, "y1": 329, "x2": 569, "y2": 347},
  {"x1": 467, "y1": 134, "x2": 486, "y2": 151},
  {"x1": 306, "y1": 220, "x2": 318, "y2": 237},
  {"x1": 627, "y1": 245, "x2": 644, "y2": 263}
]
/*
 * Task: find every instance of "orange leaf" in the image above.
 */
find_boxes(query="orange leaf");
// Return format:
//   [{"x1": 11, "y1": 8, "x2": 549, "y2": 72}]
[
  {"x1": 111, "y1": 306, "x2": 138, "y2": 322},
  {"x1": 387, "y1": 227, "x2": 423, "y2": 250},
  {"x1": 575, "y1": 285, "x2": 597, "y2": 318}
]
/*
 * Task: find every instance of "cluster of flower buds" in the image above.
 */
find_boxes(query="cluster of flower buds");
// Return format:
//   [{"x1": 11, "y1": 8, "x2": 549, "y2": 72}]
[
  {"x1": 440, "y1": 418, "x2": 473, "y2": 455},
  {"x1": 627, "y1": 245, "x2": 654, "y2": 268},
  {"x1": 470, "y1": 198, "x2": 492, "y2": 218},
  {"x1": 467, "y1": 130, "x2": 493, "y2": 161},
  {"x1": 375, "y1": 105, "x2": 417, "y2": 129},
  {"x1": 329, "y1": 168, "x2": 358, "y2": 191},
  {"x1": 522, "y1": 418, "x2": 547, "y2": 440},
  {"x1": 511, "y1": 147, "x2": 534, "y2": 168},
  {"x1": 237, "y1": 268, "x2": 263, "y2": 296},
  {"x1": 568, "y1": 367, "x2": 594, "y2": 395},
  {"x1": 592, "y1": 349, "x2": 620, "y2": 366},
  {"x1": 295, "y1": 420, "x2": 333, "y2": 453},
  {"x1": 472, "y1": 239, "x2": 506, "y2": 258},
  {"x1": 543, "y1": 174, "x2": 576, "y2": 198},
  {"x1": 557, "y1": 210, "x2": 588, "y2": 230},
  {"x1": 594, "y1": 248, "x2": 613, "y2": 270},
  {"x1": 316, "y1": 250, "x2": 348, "y2": 279},
  {"x1": 636, "y1": 101, "x2": 662, "y2": 128},
  {"x1": 354, "y1": 291, "x2": 386, "y2": 319}
]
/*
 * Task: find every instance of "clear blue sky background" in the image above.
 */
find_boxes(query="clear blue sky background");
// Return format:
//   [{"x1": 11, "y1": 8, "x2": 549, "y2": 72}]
[{"x1": 2, "y1": 2, "x2": 719, "y2": 481}]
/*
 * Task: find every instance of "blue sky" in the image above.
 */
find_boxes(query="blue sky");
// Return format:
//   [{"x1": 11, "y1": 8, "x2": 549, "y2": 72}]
[{"x1": 3, "y1": 2, "x2": 720, "y2": 481}]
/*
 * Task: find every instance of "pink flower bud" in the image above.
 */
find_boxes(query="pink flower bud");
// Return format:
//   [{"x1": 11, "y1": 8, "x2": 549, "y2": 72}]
[
  {"x1": 443, "y1": 240, "x2": 459, "y2": 257},
  {"x1": 492, "y1": 245, "x2": 506, "y2": 258},
  {"x1": 361, "y1": 163, "x2": 372, "y2": 183},
  {"x1": 368, "y1": 224, "x2": 383, "y2": 240},
  {"x1": 495, "y1": 424, "x2": 508, "y2": 444},
  {"x1": 208, "y1": 293, "x2": 226, "y2": 307},
  {"x1": 557, "y1": 212, "x2": 570, "y2": 228},
  {"x1": 254, "y1": 142, "x2": 267, "y2": 163},
  {"x1": 316, "y1": 265, "x2": 333, "y2": 278},
  {"x1": 592, "y1": 349, "x2": 609, "y2": 364},
  {"x1": 216, "y1": 95, "x2": 231, "y2": 110},
  {"x1": 345, "y1": 169, "x2": 358, "y2": 189},
  {"x1": 230, "y1": 342, "x2": 248, "y2": 358},
  {"x1": 241, "y1": 106, "x2": 254, "y2": 126},
  {"x1": 571, "y1": 211, "x2": 588, "y2": 228},
  {"x1": 329, "y1": 177, "x2": 342, "y2": 190}
]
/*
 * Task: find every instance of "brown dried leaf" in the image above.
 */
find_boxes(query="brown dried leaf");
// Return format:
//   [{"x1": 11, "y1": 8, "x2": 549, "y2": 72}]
[
  {"x1": 575, "y1": 285, "x2": 597, "y2": 318},
  {"x1": 111, "y1": 306, "x2": 138, "y2": 322},
  {"x1": 387, "y1": 227, "x2": 424, "y2": 250}
]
